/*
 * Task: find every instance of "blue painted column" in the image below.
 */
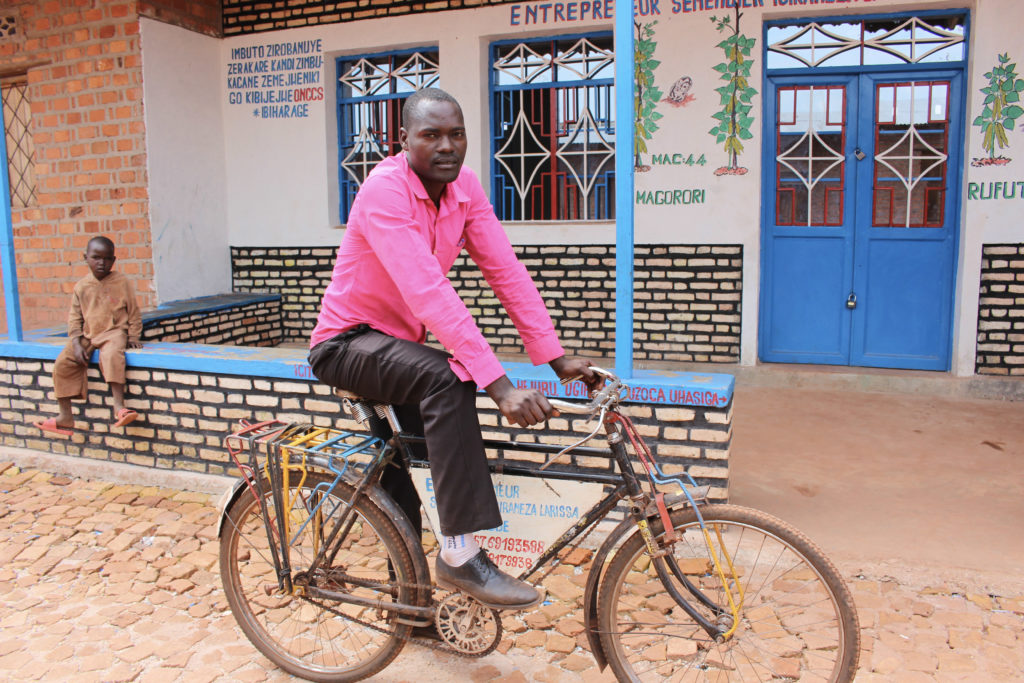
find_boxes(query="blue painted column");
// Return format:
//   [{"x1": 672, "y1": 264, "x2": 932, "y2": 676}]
[
  {"x1": 0, "y1": 105, "x2": 22, "y2": 341},
  {"x1": 614, "y1": 0, "x2": 634, "y2": 378}
]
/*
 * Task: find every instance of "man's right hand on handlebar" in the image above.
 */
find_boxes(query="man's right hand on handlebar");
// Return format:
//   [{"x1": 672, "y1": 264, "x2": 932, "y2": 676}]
[
  {"x1": 489, "y1": 382, "x2": 552, "y2": 427},
  {"x1": 485, "y1": 356, "x2": 603, "y2": 427}
]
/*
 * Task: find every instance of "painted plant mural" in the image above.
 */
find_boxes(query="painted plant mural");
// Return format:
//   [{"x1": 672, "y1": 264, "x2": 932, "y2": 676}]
[
  {"x1": 972, "y1": 52, "x2": 1024, "y2": 167},
  {"x1": 709, "y1": 8, "x2": 757, "y2": 176}
]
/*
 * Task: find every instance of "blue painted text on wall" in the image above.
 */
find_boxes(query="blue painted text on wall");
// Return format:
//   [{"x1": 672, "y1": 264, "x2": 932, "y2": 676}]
[
  {"x1": 227, "y1": 39, "x2": 325, "y2": 119},
  {"x1": 635, "y1": 188, "x2": 707, "y2": 205},
  {"x1": 967, "y1": 181, "x2": 1024, "y2": 200}
]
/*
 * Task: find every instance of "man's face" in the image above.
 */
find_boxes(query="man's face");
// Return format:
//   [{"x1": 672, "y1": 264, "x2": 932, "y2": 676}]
[
  {"x1": 84, "y1": 242, "x2": 115, "y2": 280},
  {"x1": 399, "y1": 99, "x2": 467, "y2": 202}
]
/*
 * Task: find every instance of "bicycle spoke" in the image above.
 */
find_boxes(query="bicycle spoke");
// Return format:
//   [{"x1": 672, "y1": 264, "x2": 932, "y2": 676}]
[
  {"x1": 598, "y1": 505, "x2": 859, "y2": 682},
  {"x1": 221, "y1": 473, "x2": 416, "y2": 680}
]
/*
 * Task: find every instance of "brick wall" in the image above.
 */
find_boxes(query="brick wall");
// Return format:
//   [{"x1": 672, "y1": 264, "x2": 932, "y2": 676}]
[
  {"x1": 230, "y1": 246, "x2": 336, "y2": 342},
  {"x1": 0, "y1": 1, "x2": 153, "y2": 332},
  {"x1": 141, "y1": 299, "x2": 284, "y2": 346},
  {"x1": 138, "y1": 0, "x2": 222, "y2": 37},
  {"x1": 231, "y1": 244, "x2": 744, "y2": 363},
  {"x1": 1, "y1": 357, "x2": 731, "y2": 502},
  {"x1": 223, "y1": 0, "x2": 520, "y2": 35},
  {"x1": 976, "y1": 243, "x2": 1024, "y2": 376}
]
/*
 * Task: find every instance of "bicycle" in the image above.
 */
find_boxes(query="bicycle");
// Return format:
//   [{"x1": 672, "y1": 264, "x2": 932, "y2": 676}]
[{"x1": 217, "y1": 367, "x2": 860, "y2": 682}]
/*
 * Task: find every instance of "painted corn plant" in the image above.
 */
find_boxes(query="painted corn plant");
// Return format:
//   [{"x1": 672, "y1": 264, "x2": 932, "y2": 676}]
[
  {"x1": 634, "y1": 20, "x2": 662, "y2": 172},
  {"x1": 972, "y1": 52, "x2": 1024, "y2": 167},
  {"x1": 709, "y1": 9, "x2": 757, "y2": 176}
]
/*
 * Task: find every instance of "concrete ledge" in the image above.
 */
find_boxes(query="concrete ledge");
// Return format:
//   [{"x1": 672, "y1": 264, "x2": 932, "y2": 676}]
[
  {"x1": 0, "y1": 338, "x2": 735, "y2": 406},
  {"x1": 0, "y1": 444, "x2": 236, "y2": 494}
]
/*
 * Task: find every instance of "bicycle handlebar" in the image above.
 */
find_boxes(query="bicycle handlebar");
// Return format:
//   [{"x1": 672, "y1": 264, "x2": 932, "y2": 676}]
[{"x1": 548, "y1": 366, "x2": 625, "y2": 416}]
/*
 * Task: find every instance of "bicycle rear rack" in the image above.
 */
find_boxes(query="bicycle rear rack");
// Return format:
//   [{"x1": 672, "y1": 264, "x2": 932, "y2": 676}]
[{"x1": 224, "y1": 420, "x2": 386, "y2": 593}]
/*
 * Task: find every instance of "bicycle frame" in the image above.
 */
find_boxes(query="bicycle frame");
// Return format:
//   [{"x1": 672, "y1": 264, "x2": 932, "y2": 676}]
[{"x1": 220, "y1": 402, "x2": 730, "y2": 650}]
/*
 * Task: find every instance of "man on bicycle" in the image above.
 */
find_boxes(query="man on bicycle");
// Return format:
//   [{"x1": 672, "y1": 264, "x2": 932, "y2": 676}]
[{"x1": 309, "y1": 87, "x2": 600, "y2": 610}]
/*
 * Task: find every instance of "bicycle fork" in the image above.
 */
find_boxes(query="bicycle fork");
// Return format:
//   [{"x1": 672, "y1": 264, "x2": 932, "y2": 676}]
[{"x1": 609, "y1": 431, "x2": 744, "y2": 643}]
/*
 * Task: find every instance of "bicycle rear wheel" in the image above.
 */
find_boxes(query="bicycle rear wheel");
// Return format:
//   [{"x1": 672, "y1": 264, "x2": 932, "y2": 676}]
[
  {"x1": 220, "y1": 472, "x2": 417, "y2": 682},
  {"x1": 597, "y1": 504, "x2": 859, "y2": 682}
]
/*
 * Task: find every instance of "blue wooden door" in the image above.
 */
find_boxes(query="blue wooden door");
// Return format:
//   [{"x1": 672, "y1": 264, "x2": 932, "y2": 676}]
[{"x1": 760, "y1": 70, "x2": 963, "y2": 370}]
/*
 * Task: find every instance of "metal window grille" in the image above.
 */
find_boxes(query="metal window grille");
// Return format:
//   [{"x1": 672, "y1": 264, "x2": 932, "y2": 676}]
[
  {"x1": 775, "y1": 85, "x2": 847, "y2": 226},
  {"x1": 490, "y1": 34, "x2": 615, "y2": 222},
  {"x1": 2, "y1": 80, "x2": 36, "y2": 208},
  {"x1": 336, "y1": 48, "x2": 439, "y2": 223},
  {"x1": 767, "y1": 14, "x2": 966, "y2": 70}
]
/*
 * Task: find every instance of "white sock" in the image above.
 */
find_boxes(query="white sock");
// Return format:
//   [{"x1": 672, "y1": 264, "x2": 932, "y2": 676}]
[{"x1": 440, "y1": 533, "x2": 480, "y2": 567}]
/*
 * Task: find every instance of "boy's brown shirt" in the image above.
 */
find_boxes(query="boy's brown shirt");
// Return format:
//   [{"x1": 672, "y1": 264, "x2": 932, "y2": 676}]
[{"x1": 68, "y1": 271, "x2": 142, "y2": 344}]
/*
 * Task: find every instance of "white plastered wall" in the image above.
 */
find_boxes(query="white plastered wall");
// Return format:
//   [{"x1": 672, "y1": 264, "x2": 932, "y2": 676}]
[
  {"x1": 199, "y1": 0, "x2": 1006, "y2": 370},
  {"x1": 141, "y1": 18, "x2": 231, "y2": 304},
  {"x1": 954, "y1": 0, "x2": 1021, "y2": 376}
]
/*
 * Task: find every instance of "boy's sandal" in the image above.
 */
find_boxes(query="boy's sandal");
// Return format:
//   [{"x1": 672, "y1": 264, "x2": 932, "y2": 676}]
[
  {"x1": 112, "y1": 408, "x2": 139, "y2": 427},
  {"x1": 34, "y1": 418, "x2": 75, "y2": 438}
]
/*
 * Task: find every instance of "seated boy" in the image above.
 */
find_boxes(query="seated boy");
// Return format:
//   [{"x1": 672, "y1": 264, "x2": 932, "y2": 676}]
[{"x1": 35, "y1": 236, "x2": 143, "y2": 436}]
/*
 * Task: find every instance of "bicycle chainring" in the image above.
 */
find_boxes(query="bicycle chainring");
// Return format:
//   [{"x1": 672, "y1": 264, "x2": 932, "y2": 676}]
[{"x1": 435, "y1": 592, "x2": 503, "y2": 656}]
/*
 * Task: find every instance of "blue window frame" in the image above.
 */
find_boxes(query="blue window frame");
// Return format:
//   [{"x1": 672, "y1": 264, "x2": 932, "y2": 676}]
[
  {"x1": 336, "y1": 48, "x2": 439, "y2": 223},
  {"x1": 489, "y1": 33, "x2": 615, "y2": 222}
]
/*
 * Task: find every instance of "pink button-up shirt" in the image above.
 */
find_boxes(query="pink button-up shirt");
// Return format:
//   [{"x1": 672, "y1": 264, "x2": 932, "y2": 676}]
[{"x1": 310, "y1": 153, "x2": 564, "y2": 389}]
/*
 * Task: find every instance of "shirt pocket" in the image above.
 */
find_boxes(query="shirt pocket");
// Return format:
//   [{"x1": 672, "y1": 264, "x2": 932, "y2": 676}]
[{"x1": 435, "y1": 235, "x2": 466, "y2": 272}]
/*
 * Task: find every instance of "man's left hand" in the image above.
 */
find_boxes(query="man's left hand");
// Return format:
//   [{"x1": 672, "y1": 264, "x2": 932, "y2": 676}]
[{"x1": 549, "y1": 356, "x2": 603, "y2": 394}]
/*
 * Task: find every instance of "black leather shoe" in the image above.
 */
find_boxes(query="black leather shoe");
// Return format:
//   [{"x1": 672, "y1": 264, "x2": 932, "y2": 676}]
[{"x1": 435, "y1": 550, "x2": 542, "y2": 610}]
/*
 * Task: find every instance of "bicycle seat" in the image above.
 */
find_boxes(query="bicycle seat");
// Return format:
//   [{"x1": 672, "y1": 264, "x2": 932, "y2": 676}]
[{"x1": 334, "y1": 388, "x2": 366, "y2": 401}]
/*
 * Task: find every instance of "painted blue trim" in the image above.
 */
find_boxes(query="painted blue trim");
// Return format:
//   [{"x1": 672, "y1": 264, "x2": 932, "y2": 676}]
[
  {"x1": 613, "y1": 2, "x2": 634, "y2": 378},
  {"x1": 0, "y1": 339, "x2": 734, "y2": 407},
  {"x1": 0, "y1": 96, "x2": 21, "y2": 341},
  {"x1": 491, "y1": 78, "x2": 615, "y2": 93},
  {"x1": 763, "y1": 7, "x2": 968, "y2": 28},
  {"x1": 765, "y1": 62, "x2": 968, "y2": 78}
]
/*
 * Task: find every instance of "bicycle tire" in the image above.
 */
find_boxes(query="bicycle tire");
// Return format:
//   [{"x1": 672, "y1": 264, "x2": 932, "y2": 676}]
[
  {"x1": 220, "y1": 472, "x2": 417, "y2": 682},
  {"x1": 597, "y1": 504, "x2": 860, "y2": 682}
]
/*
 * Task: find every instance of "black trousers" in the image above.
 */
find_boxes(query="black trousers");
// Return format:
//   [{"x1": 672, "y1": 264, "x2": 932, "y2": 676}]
[{"x1": 308, "y1": 328, "x2": 501, "y2": 536}]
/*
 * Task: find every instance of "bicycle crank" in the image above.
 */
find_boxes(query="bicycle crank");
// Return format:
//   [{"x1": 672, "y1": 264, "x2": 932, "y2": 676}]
[{"x1": 435, "y1": 592, "x2": 503, "y2": 656}]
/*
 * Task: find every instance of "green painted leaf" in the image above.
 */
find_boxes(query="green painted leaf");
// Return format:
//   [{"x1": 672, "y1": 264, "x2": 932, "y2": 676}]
[
  {"x1": 973, "y1": 115, "x2": 985, "y2": 126},
  {"x1": 1005, "y1": 105, "x2": 1024, "y2": 119},
  {"x1": 1004, "y1": 118, "x2": 1016, "y2": 131},
  {"x1": 1008, "y1": 92, "x2": 1021, "y2": 104},
  {"x1": 739, "y1": 128, "x2": 754, "y2": 140}
]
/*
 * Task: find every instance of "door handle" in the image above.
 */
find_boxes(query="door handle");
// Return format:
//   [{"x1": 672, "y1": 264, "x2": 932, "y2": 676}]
[{"x1": 846, "y1": 292, "x2": 857, "y2": 309}]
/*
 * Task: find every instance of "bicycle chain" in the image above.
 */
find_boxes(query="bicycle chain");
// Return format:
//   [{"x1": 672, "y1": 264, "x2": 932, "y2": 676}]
[{"x1": 303, "y1": 575, "x2": 500, "y2": 658}]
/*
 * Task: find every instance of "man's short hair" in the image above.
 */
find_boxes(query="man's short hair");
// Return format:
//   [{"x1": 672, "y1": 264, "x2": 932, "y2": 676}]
[
  {"x1": 87, "y1": 236, "x2": 115, "y2": 253},
  {"x1": 402, "y1": 88, "x2": 462, "y2": 128}
]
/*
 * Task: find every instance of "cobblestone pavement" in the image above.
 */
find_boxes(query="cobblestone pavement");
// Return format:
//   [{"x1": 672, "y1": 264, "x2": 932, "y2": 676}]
[{"x1": 1, "y1": 463, "x2": 1022, "y2": 682}]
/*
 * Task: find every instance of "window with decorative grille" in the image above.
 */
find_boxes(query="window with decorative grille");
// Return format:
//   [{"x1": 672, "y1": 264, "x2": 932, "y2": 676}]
[
  {"x1": 2, "y1": 79, "x2": 36, "y2": 209},
  {"x1": 335, "y1": 48, "x2": 439, "y2": 223},
  {"x1": 766, "y1": 14, "x2": 966, "y2": 70},
  {"x1": 490, "y1": 33, "x2": 615, "y2": 222}
]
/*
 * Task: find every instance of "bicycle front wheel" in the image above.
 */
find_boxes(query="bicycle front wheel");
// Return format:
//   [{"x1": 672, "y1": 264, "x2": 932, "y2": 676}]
[
  {"x1": 219, "y1": 472, "x2": 417, "y2": 682},
  {"x1": 597, "y1": 504, "x2": 859, "y2": 682}
]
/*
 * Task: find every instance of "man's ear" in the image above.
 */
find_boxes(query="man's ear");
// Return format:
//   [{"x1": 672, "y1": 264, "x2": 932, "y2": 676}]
[{"x1": 399, "y1": 127, "x2": 409, "y2": 150}]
